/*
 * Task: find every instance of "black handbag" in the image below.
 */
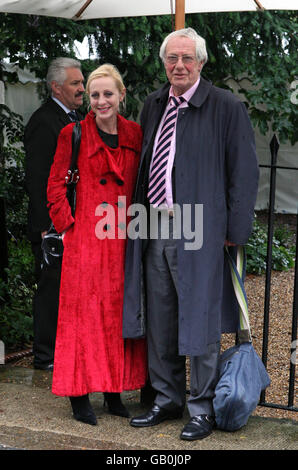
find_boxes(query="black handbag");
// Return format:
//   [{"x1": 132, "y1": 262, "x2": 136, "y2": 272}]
[{"x1": 41, "y1": 121, "x2": 81, "y2": 267}]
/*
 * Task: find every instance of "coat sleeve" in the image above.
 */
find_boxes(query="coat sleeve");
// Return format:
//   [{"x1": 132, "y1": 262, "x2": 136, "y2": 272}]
[
  {"x1": 47, "y1": 125, "x2": 75, "y2": 234},
  {"x1": 24, "y1": 113, "x2": 59, "y2": 233},
  {"x1": 225, "y1": 99, "x2": 259, "y2": 245}
]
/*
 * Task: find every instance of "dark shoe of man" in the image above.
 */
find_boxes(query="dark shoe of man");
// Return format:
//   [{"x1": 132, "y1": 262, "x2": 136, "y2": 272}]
[
  {"x1": 130, "y1": 404, "x2": 183, "y2": 427},
  {"x1": 180, "y1": 415, "x2": 215, "y2": 441}
]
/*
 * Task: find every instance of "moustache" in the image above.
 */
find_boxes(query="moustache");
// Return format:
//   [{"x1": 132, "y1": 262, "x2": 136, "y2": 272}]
[{"x1": 75, "y1": 92, "x2": 84, "y2": 98}]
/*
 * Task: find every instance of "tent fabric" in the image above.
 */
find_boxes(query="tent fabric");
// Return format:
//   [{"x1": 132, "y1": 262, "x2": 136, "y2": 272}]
[
  {"x1": 225, "y1": 77, "x2": 297, "y2": 214},
  {"x1": 3, "y1": 62, "x2": 41, "y2": 84},
  {"x1": 3, "y1": 63, "x2": 41, "y2": 125},
  {"x1": 0, "y1": 0, "x2": 297, "y2": 20},
  {"x1": 254, "y1": 132, "x2": 298, "y2": 214},
  {"x1": 5, "y1": 82, "x2": 41, "y2": 125},
  {"x1": 254, "y1": 135, "x2": 298, "y2": 214}
]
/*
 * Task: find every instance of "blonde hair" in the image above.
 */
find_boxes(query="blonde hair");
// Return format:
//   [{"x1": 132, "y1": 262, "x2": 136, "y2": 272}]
[
  {"x1": 86, "y1": 63, "x2": 126, "y2": 113},
  {"x1": 86, "y1": 63, "x2": 125, "y2": 95}
]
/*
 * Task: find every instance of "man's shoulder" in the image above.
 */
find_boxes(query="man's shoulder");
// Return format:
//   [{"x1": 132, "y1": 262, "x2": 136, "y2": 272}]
[
  {"x1": 26, "y1": 98, "x2": 65, "y2": 125},
  {"x1": 207, "y1": 80, "x2": 242, "y2": 106},
  {"x1": 24, "y1": 100, "x2": 70, "y2": 147},
  {"x1": 144, "y1": 82, "x2": 170, "y2": 104}
]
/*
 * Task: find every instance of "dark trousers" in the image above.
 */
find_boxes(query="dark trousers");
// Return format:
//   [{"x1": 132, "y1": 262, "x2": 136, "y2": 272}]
[
  {"x1": 31, "y1": 241, "x2": 61, "y2": 367},
  {"x1": 144, "y1": 212, "x2": 220, "y2": 416}
]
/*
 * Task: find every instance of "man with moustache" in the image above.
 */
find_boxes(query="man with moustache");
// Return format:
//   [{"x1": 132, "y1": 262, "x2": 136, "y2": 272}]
[
  {"x1": 24, "y1": 58, "x2": 85, "y2": 371},
  {"x1": 123, "y1": 28, "x2": 259, "y2": 440}
]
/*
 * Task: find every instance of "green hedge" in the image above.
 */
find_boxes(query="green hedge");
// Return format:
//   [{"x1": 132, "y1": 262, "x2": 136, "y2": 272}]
[
  {"x1": 246, "y1": 217, "x2": 295, "y2": 275},
  {"x1": 0, "y1": 237, "x2": 35, "y2": 349}
]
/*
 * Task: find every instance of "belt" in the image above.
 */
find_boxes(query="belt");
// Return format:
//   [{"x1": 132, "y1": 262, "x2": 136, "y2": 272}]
[{"x1": 149, "y1": 204, "x2": 175, "y2": 218}]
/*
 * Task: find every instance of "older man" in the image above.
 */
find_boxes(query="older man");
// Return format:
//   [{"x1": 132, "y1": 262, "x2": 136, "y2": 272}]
[
  {"x1": 25, "y1": 58, "x2": 84, "y2": 371},
  {"x1": 123, "y1": 28, "x2": 259, "y2": 441}
]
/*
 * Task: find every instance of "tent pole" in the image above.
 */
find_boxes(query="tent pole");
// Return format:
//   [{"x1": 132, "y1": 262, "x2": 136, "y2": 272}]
[
  {"x1": 73, "y1": 0, "x2": 93, "y2": 20},
  {"x1": 175, "y1": 0, "x2": 185, "y2": 30}
]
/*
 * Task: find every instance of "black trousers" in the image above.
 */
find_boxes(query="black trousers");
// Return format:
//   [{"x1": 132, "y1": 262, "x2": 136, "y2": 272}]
[{"x1": 31, "y1": 242, "x2": 61, "y2": 367}]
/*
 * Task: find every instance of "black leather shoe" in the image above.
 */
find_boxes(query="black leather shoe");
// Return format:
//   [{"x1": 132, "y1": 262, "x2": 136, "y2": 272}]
[
  {"x1": 34, "y1": 363, "x2": 54, "y2": 371},
  {"x1": 69, "y1": 394, "x2": 97, "y2": 426},
  {"x1": 103, "y1": 392, "x2": 130, "y2": 418},
  {"x1": 130, "y1": 404, "x2": 183, "y2": 427},
  {"x1": 180, "y1": 415, "x2": 215, "y2": 441}
]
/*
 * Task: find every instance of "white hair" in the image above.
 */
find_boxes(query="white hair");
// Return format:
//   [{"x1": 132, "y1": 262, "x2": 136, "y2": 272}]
[{"x1": 46, "y1": 57, "x2": 82, "y2": 91}]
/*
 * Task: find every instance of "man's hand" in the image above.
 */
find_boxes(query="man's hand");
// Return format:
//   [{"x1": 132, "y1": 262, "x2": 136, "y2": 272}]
[{"x1": 41, "y1": 231, "x2": 47, "y2": 239}]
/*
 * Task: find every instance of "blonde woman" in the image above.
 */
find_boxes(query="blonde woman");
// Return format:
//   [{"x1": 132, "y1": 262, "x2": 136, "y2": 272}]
[{"x1": 47, "y1": 64, "x2": 147, "y2": 425}]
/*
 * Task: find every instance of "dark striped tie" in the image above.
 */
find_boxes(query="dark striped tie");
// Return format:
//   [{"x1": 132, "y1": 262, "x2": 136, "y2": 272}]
[{"x1": 148, "y1": 96, "x2": 185, "y2": 207}]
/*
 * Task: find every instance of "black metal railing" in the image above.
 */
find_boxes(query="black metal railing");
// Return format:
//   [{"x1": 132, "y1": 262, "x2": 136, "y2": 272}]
[{"x1": 259, "y1": 134, "x2": 297, "y2": 412}]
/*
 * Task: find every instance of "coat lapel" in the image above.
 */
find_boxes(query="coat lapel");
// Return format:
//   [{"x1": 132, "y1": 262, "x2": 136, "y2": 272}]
[
  {"x1": 189, "y1": 76, "x2": 212, "y2": 108},
  {"x1": 46, "y1": 98, "x2": 72, "y2": 127}
]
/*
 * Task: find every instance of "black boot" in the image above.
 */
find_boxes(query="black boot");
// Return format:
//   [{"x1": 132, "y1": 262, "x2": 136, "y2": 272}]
[
  {"x1": 69, "y1": 394, "x2": 97, "y2": 425},
  {"x1": 103, "y1": 392, "x2": 130, "y2": 418}
]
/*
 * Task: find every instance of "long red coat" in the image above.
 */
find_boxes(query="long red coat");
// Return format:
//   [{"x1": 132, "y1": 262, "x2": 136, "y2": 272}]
[{"x1": 47, "y1": 111, "x2": 147, "y2": 397}]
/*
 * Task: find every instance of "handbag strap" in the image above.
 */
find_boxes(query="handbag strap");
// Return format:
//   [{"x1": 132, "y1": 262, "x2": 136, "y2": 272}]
[
  {"x1": 225, "y1": 246, "x2": 252, "y2": 343},
  {"x1": 70, "y1": 121, "x2": 81, "y2": 172},
  {"x1": 66, "y1": 121, "x2": 81, "y2": 184}
]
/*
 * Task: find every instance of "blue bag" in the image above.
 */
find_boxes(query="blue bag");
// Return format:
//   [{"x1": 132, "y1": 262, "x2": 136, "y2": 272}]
[{"x1": 213, "y1": 247, "x2": 271, "y2": 431}]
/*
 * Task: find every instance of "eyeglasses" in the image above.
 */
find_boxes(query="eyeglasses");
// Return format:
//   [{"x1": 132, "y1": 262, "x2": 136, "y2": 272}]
[{"x1": 165, "y1": 55, "x2": 197, "y2": 65}]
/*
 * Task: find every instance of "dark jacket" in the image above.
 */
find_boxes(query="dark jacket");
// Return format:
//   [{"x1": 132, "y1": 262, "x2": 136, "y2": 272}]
[
  {"x1": 24, "y1": 98, "x2": 83, "y2": 242},
  {"x1": 122, "y1": 77, "x2": 259, "y2": 356}
]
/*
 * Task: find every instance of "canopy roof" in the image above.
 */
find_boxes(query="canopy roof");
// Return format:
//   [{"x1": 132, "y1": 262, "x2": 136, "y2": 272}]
[{"x1": 0, "y1": 0, "x2": 297, "y2": 20}]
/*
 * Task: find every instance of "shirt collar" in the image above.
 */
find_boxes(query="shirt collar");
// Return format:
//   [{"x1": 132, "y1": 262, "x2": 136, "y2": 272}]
[
  {"x1": 51, "y1": 96, "x2": 73, "y2": 114},
  {"x1": 168, "y1": 76, "x2": 201, "y2": 104}
]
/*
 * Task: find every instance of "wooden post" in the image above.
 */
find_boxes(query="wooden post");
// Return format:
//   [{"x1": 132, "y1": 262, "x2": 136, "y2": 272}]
[
  {"x1": 0, "y1": 80, "x2": 8, "y2": 286},
  {"x1": 175, "y1": 0, "x2": 185, "y2": 30}
]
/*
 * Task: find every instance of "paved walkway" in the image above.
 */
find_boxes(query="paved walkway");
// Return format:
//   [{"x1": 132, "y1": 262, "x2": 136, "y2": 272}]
[{"x1": 0, "y1": 365, "x2": 297, "y2": 453}]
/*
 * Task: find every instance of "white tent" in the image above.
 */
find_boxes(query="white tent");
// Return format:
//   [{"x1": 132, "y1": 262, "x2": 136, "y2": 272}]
[
  {"x1": 0, "y1": 0, "x2": 297, "y2": 21},
  {"x1": 225, "y1": 77, "x2": 298, "y2": 214},
  {"x1": 3, "y1": 63, "x2": 42, "y2": 125}
]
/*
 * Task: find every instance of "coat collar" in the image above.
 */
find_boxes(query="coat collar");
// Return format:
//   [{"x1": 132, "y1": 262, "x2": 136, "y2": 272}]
[
  {"x1": 154, "y1": 76, "x2": 212, "y2": 109},
  {"x1": 84, "y1": 111, "x2": 142, "y2": 158},
  {"x1": 189, "y1": 76, "x2": 212, "y2": 108},
  {"x1": 45, "y1": 97, "x2": 71, "y2": 122},
  {"x1": 45, "y1": 97, "x2": 85, "y2": 124}
]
